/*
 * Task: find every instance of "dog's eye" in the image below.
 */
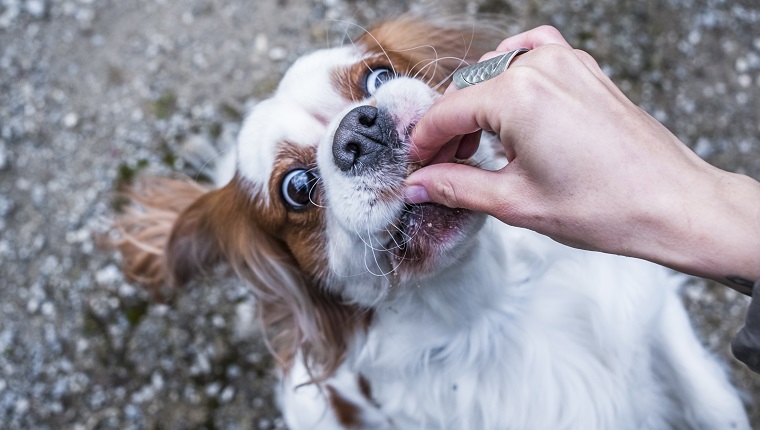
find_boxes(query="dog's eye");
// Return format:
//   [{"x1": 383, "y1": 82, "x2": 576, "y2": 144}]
[
  {"x1": 281, "y1": 169, "x2": 318, "y2": 210},
  {"x1": 365, "y1": 68, "x2": 393, "y2": 96}
]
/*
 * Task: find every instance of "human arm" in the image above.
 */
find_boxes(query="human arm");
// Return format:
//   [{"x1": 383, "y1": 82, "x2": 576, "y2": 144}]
[{"x1": 405, "y1": 26, "x2": 760, "y2": 294}]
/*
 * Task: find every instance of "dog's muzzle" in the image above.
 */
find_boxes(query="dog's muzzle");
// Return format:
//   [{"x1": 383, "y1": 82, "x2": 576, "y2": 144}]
[{"x1": 333, "y1": 105, "x2": 399, "y2": 174}]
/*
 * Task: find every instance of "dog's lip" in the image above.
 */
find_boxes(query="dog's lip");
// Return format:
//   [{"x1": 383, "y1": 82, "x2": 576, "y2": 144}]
[
  {"x1": 390, "y1": 201, "x2": 475, "y2": 261},
  {"x1": 399, "y1": 202, "x2": 473, "y2": 233},
  {"x1": 389, "y1": 151, "x2": 483, "y2": 268},
  {"x1": 398, "y1": 151, "x2": 478, "y2": 229}
]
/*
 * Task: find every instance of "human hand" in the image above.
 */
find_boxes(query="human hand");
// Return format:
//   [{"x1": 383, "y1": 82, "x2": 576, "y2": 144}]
[{"x1": 406, "y1": 26, "x2": 760, "y2": 291}]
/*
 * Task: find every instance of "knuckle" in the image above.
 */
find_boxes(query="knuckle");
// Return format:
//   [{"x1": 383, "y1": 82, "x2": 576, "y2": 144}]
[
  {"x1": 540, "y1": 42, "x2": 572, "y2": 59},
  {"x1": 534, "y1": 43, "x2": 581, "y2": 73},
  {"x1": 535, "y1": 25, "x2": 563, "y2": 40},
  {"x1": 502, "y1": 66, "x2": 543, "y2": 103},
  {"x1": 573, "y1": 49, "x2": 598, "y2": 66},
  {"x1": 434, "y1": 179, "x2": 460, "y2": 208}
]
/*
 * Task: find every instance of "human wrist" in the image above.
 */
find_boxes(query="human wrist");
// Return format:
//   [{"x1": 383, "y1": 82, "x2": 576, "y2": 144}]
[
  {"x1": 700, "y1": 170, "x2": 760, "y2": 292},
  {"x1": 639, "y1": 166, "x2": 760, "y2": 293}
]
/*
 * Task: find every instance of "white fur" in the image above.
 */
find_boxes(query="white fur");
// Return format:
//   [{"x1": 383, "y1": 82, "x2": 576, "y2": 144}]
[
  {"x1": 227, "y1": 41, "x2": 749, "y2": 429},
  {"x1": 237, "y1": 47, "x2": 362, "y2": 193},
  {"x1": 316, "y1": 77, "x2": 445, "y2": 304}
]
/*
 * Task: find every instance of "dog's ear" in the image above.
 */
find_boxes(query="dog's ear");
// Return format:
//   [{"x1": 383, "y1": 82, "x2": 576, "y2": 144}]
[
  {"x1": 165, "y1": 189, "x2": 225, "y2": 286},
  {"x1": 112, "y1": 177, "x2": 209, "y2": 292},
  {"x1": 165, "y1": 182, "x2": 250, "y2": 287}
]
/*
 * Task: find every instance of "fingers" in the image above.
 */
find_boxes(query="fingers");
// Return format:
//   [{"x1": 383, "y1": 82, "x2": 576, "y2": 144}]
[
  {"x1": 405, "y1": 163, "x2": 516, "y2": 217},
  {"x1": 496, "y1": 25, "x2": 570, "y2": 51},
  {"x1": 413, "y1": 26, "x2": 571, "y2": 163},
  {"x1": 410, "y1": 131, "x2": 481, "y2": 167},
  {"x1": 480, "y1": 26, "x2": 570, "y2": 66},
  {"x1": 427, "y1": 137, "x2": 462, "y2": 165},
  {"x1": 410, "y1": 86, "x2": 491, "y2": 163}
]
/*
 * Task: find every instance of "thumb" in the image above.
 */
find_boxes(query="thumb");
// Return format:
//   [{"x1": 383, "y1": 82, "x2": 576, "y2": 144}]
[{"x1": 405, "y1": 163, "x2": 516, "y2": 216}]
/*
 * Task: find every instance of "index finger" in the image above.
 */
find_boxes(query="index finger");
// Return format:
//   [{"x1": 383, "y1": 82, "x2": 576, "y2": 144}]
[
  {"x1": 496, "y1": 25, "x2": 571, "y2": 51},
  {"x1": 410, "y1": 83, "x2": 492, "y2": 164},
  {"x1": 411, "y1": 26, "x2": 571, "y2": 162}
]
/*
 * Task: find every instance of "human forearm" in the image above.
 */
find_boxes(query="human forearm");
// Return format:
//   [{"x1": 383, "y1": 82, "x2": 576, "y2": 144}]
[{"x1": 644, "y1": 167, "x2": 760, "y2": 295}]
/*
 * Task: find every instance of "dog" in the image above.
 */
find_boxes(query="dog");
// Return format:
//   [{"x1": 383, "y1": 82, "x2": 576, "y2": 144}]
[{"x1": 114, "y1": 16, "x2": 750, "y2": 429}]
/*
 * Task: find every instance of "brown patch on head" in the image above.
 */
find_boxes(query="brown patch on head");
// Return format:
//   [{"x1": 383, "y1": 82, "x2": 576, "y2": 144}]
[
  {"x1": 163, "y1": 172, "x2": 372, "y2": 378},
  {"x1": 333, "y1": 16, "x2": 503, "y2": 101},
  {"x1": 109, "y1": 139, "x2": 370, "y2": 380},
  {"x1": 161, "y1": 160, "x2": 363, "y2": 376},
  {"x1": 265, "y1": 142, "x2": 329, "y2": 284},
  {"x1": 260, "y1": 143, "x2": 375, "y2": 377}
]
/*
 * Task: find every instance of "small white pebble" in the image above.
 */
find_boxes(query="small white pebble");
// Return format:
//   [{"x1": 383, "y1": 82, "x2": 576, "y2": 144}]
[
  {"x1": 268, "y1": 47, "x2": 287, "y2": 61},
  {"x1": 63, "y1": 112, "x2": 79, "y2": 128},
  {"x1": 219, "y1": 386, "x2": 235, "y2": 403}
]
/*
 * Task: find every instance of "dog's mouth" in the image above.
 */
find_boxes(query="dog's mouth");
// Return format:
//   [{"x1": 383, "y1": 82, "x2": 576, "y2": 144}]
[
  {"x1": 392, "y1": 202, "x2": 475, "y2": 259},
  {"x1": 327, "y1": 81, "x2": 486, "y2": 277},
  {"x1": 387, "y1": 161, "x2": 482, "y2": 274}
]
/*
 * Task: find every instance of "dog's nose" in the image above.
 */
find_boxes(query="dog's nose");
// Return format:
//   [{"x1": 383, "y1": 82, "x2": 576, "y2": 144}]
[{"x1": 333, "y1": 105, "x2": 393, "y2": 172}]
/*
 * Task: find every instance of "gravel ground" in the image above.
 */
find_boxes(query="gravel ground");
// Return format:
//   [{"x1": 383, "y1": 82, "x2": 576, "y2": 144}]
[{"x1": 1, "y1": 0, "x2": 759, "y2": 428}]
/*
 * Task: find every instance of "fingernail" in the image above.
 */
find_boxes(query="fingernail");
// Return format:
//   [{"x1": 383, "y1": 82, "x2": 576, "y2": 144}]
[{"x1": 404, "y1": 185, "x2": 430, "y2": 204}]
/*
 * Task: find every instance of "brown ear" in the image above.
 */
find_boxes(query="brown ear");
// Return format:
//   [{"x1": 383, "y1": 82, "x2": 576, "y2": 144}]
[
  {"x1": 165, "y1": 183, "x2": 243, "y2": 287},
  {"x1": 112, "y1": 177, "x2": 209, "y2": 292}
]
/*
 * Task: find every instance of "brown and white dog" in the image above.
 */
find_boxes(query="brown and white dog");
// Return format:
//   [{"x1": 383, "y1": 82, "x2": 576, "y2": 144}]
[{"x1": 114, "y1": 17, "x2": 749, "y2": 429}]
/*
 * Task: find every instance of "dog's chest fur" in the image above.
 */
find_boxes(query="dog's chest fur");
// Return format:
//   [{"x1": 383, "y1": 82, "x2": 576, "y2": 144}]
[{"x1": 283, "y1": 222, "x2": 701, "y2": 429}]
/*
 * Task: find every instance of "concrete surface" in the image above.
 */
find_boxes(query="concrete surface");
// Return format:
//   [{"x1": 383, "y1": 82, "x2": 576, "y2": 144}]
[{"x1": 1, "y1": 0, "x2": 759, "y2": 428}]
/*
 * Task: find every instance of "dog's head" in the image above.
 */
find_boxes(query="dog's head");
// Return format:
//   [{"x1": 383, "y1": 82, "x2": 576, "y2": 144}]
[{"x1": 117, "y1": 17, "x2": 502, "y2": 376}]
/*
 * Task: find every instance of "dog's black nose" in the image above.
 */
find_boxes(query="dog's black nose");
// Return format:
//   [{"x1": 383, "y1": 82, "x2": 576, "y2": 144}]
[{"x1": 333, "y1": 105, "x2": 394, "y2": 173}]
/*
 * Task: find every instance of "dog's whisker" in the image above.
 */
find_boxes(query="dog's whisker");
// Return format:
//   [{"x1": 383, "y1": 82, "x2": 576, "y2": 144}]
[
  {"x1": 194, "y1": 146, "x2": 235, "y2": 182},
  {"x1": 353, "y1": 225, "x2": 386, "y2": 254},
  {"x1": 364, "y1": 235, "x2": 393, "y2": 279},
  {"x1": 414, "y1": 56, "x2": 468, "y2": 87},
  {"x1": 388, "y1": 215, "x2": 414, "y2": 246},
  {"x1": 352, "y1": 228, "x2": 401, "y2": 281},
  {"x1": 354, "y1": 228, "x2": 375, "y2": 252},
  {"x1": 361, "y1": 245, "x2": 381, "y2": 277},
  {"x1": 332, "y1": 19, "x2": 398, "y2": 79},
  {"x1": 429, "y1": 69, "x2": 459, "y2": 93},
  {"x1": 306, "y1": 168, "x2": 328, "y2": 209},
  {"x1": 352, "y1": 219, "x2": 404, "y2": 280}
]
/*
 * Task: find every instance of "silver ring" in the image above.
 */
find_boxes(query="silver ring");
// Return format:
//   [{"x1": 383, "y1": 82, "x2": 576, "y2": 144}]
[{"x1": 452, "y1": 48, "x2": 529, "y2": 89}]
